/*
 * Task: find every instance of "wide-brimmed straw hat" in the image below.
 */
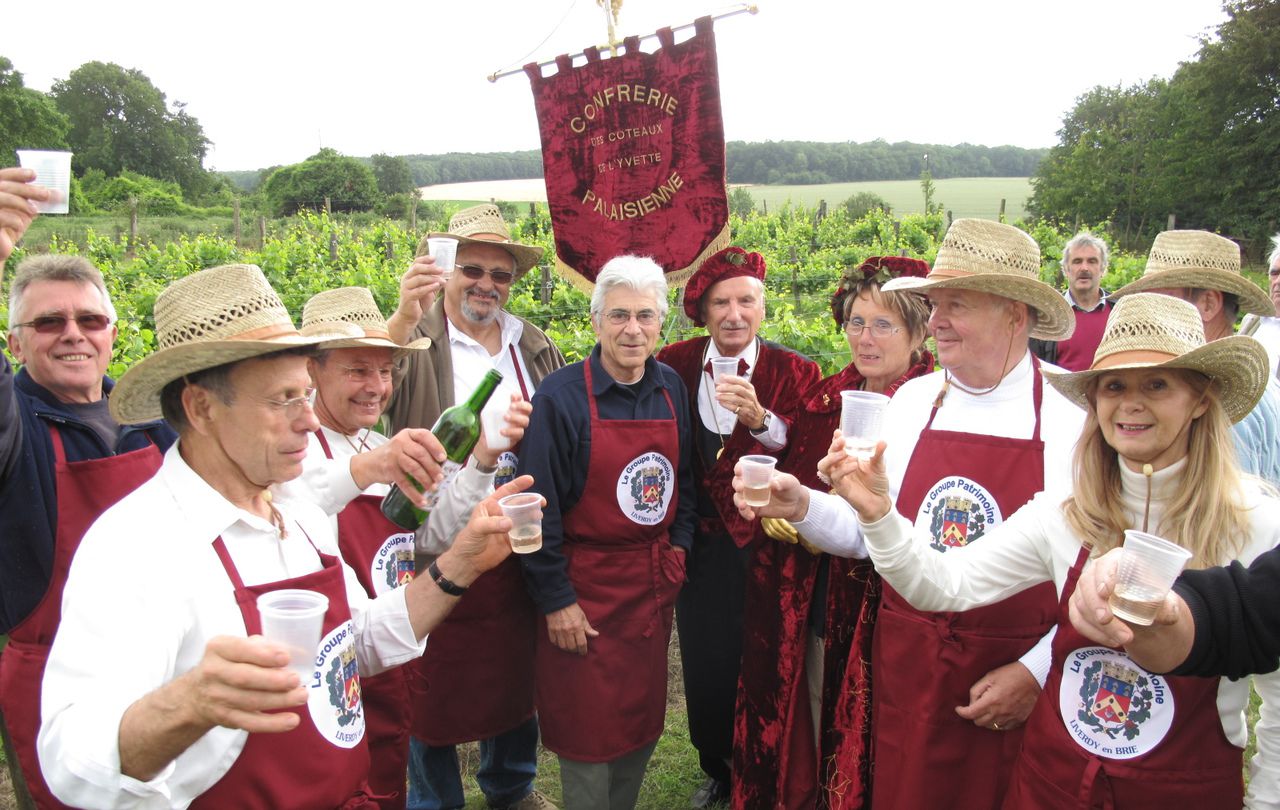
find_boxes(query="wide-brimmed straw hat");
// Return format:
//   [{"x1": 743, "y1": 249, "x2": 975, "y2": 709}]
[
  {"x1": 1043, "y1": 293, "x2": 1267, "y2": 424},
  {"x1": 1111, "y1": 230, "x2": 1271, "y2": 316},
  {"x1": 416, "y1": 203, "x2": 544, "y2": 281},
  {"x1": 881, "y1": 219, "x2": 1074, "y2": 340},
  {"x1": 110, "y1": 264, "x2": 345, "y2": 425},
  {"x1": 300, "y1": 287, "x2": 431, "y2": 357}
]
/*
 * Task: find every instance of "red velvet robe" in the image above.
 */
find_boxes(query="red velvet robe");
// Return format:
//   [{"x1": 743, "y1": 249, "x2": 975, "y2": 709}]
[
  {"x1": 733, "y1": 352, "x2": 934, "y2": 810},
  {"x1": 656, "y1": 336, "x2": 821, "y2": 547}
]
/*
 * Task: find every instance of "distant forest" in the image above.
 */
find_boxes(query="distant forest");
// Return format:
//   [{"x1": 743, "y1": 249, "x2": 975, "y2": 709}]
[{"x1": 220, "y1": 140, "x2": 1046, "y2": 191}]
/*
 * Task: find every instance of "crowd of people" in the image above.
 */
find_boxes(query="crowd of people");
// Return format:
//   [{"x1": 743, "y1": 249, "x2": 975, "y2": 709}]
[{"x1": 2, "y1": 160, "x2": 1280, "y2": 810}]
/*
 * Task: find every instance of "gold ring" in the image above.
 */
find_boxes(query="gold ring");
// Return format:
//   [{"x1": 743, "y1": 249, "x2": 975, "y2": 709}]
[
  {"x1": 734, "y1": 406, "x2": 741, "y2": 414},
  {"x1": 992, "y1": 722, "x2": 1002, "y2": 731}
]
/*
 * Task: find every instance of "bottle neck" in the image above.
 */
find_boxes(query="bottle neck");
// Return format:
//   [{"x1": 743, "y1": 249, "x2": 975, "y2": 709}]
[{"x1": 464, "y1": 370, "x2": 502, "y2": 413}]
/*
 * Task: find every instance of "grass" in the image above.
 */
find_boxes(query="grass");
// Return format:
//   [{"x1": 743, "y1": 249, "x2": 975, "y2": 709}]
[{"x1": 738, "y1": 177, "x2": 1033, "y2": 221}]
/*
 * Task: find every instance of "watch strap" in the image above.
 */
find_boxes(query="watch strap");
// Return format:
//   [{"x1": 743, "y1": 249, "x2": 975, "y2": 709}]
[{"x1": 427, "y1": 559, "x2": 468, "y2": 596}]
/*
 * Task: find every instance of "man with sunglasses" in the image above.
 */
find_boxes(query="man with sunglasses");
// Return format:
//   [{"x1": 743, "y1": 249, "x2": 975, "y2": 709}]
[
  {"x1": 0, "y1": 168, "x2": 178, "y2": 809},
  {"x1": 387, "y1": 204, "x2": 561, "y2": 810},
  {"x1": 655, "y1": 246, "x2": 819, "y2": 808}
]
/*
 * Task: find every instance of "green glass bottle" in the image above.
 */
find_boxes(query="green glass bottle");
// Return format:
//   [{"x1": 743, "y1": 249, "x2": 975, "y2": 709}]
[{"x1": 380, "y1": 369, "x2": 504, "y2": 531}]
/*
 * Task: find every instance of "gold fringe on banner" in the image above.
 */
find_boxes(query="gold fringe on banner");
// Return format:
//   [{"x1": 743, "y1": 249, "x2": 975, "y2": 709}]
[{"x1": 550, "y1": 221, "x2": 733, "y2": 294}]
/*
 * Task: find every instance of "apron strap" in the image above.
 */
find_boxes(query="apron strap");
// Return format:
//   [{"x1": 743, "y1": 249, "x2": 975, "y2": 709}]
[
  {"x1": 508, "y1": 344, "x2": 530, "y2": 400},
  {"x1": 211, "y1": 522, "x2": 323, "y2": 591},
  {"x1": 315, "y1": 429, "x2": 335, "y2": 460},
  {"x1": 49, "y1": 424, "x2": 67, "y2": 466},
  {"x1": 1029, "y1": 355, "x2": 1044, "y2": 442}
]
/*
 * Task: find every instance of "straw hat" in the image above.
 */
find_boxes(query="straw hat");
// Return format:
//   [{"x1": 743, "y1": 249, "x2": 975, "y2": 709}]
[
  {"x1": 1043, "y1": 293, "x2": 1267, "y2": 424},
  {"x1": 300, "y1": 287, "x2": 431, "y2": 357},
  {"x1": 1111, "y1": 230, "x2": 1271, "y2": 316},
  {"x1": 416, "y1": 203, "x2": 544, "y2": 280},
  {"x1": 881, "y1": 219, "x2": 1074, "y2": 340},
  {"x1": 110, "y1": 264, "x2": 345, "y2": 425}
]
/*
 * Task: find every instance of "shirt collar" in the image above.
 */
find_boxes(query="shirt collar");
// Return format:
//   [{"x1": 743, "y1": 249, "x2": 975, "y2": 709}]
[
  {"x1": 588, "y1": 345, "x2": 667, "y2": 396},
  {"x1": 159, "y1": 440, "x2": 282, "y2": 541},
  {"x1": 705, "y1": 336, "x2": 759, "y2": 373},
  {"x1": 1063, "y1": 288, "x2": 1109, "y2": 312},
  {"x1": 446, "y1": 309, "x2": 524, "y2": 353}
]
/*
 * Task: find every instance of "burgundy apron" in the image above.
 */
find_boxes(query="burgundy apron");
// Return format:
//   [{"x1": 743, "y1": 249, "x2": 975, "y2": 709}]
[
  {"x1": 534, "y1": 360, "x2": 686, "y2": 762},
  {"x1": 193, "y1": 530, "x2": 376, "y2": 809},
  {"x1": 317, "y1": 430, "x2": 415, "y2": 810},
  {"x1": 410, "y1": 344, "x2": 537, "y2": 745},
  {"x1": 871, "y1": 360, "x2": 1058, "y2": 810},
  {"x1": 0, "y1": 426, "x2": 161, "y2": 810},
  {"x1": 1002, "y1": 547, "x2": 1243, "y2": 809}
]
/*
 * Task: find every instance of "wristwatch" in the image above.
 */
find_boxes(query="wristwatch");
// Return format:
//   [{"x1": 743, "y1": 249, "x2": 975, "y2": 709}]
[
  {"x1": 427, "y1": 559, "x2": 467, "y2": 596},
  {"x1": 750, "y1": 409, "x2": 772, "y2": 435}
]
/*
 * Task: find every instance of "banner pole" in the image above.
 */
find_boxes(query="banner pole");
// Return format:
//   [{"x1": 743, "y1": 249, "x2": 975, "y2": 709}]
[{"x1": 487, "y1": 3, "x2": 759, "y2": 82}]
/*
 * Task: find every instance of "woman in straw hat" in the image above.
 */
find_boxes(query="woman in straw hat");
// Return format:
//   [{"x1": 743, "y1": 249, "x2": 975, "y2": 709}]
[
  {"x1": 734, "y1": 256, "x2": 933, "y2": 810},
  {"x1": 806, "y1": 292, "x2": 1280, "y2": 808}
]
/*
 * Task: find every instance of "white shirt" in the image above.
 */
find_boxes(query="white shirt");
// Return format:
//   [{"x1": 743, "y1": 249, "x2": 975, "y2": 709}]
[
  {"x1": 292, "y1": 425, "x2": 493, "y2": 559},
  {"x1": 448, "y1": 310, "x2": 532, "y2": 432},
  {"x1": 699, "y1": 339, "x2": 788, "y2": 449},
  {"x1": 1246, "y1": 315, "x2": 1280, "y2": 381},
  {"x1": 39, "y1": 442, "x2": 425, "y2": 809},
  {"x1": 858, "y1": 458, "x2": 1280, "y2": 809},
  {"x1": 795, "y1": 351, "x2": 1084, "y2": 682}
]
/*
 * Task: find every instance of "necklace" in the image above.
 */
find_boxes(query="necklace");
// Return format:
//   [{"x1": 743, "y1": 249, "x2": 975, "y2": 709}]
[
  {"x1": 342, "y1": 427, "x2": 372, "y2": 454},
  {"x1": 700, "y1": 343, "x2": 730, "y2": 459}
]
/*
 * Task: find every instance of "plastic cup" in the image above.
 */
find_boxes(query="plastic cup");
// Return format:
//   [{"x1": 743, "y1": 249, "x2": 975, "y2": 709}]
[
  {"x1": 499, "y1": 492, "x2": 543, "y2": 554},
  {"x1": 482, "y1": 404, "x2": 511, "y2": 452},
  {"x1": 711, "y1": 356, "x2": 739, "y2": 383},
  {"x1": 426, "y1": 237, "x2": 458, "y2": 277},
  {"x1": 740, "y1": 454, "x2": 778, "y2": 507},
  {"x1": 257, "y1": 589, "x2": 328, "y2": 679},
  {"x1": 840, "y1": 390, "x2": 890, "y2": 461},
  {"x1": 15, "y1": 150, "x2": 72, "y2": 214},
  {"x1": 1108, "y1": 529, "x2": 1193, "y2": 626}
]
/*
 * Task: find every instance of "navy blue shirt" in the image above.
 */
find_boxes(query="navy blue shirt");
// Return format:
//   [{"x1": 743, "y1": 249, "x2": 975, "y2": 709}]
[
  {"x1": 0, "y1": 362, "x2": 176, "y2": 632},
  {"x1": 516, "y1": 346, "x2": 696, "y2": 614}
]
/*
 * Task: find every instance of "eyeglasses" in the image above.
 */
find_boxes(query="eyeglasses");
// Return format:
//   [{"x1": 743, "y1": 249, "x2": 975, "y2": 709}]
[
  {"x1": 845, "y1": 319, "x2": 903, "y2": 338},
  {"x1": 12, "y1": 313, "x2": 113, "y2": 334},
  {"x1": 604, "y1": 308, "x2": 660, "y2": 326},
  {"x1": 457, "y1": 264, "x2": 515, "y2": 285},
  {"x1": 338, "y1": 365, "x2": 394, "y2": 384},
  {"x1": 250, "y1": 388, "x2": 316, "y2": 418}
]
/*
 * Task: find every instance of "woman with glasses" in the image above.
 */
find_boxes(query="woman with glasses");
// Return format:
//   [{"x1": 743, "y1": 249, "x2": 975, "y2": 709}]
[{"x1": 734, "y1": 257, "x2": 933, "y2": 810}]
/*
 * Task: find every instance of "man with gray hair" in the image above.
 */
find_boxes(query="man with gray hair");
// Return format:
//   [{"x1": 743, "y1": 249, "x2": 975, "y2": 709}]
[
  {"x1": 517, "y1": 256, "x2": 695, "y2": 810},
  {"x1": 1240, "y1": 232, "x2": 1280, "y2": 379},
  {"x1": 0, "y1": 168, "x2": 177, "y2": 810},
  {"x1": 1030, "y1": 231, "x2": 1114, "y2": 371}
]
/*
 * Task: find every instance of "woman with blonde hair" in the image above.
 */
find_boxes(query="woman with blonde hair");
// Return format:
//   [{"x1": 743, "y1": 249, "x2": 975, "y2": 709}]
[{"x1": 772, "y1": 292, "x2": 1280, "y2": 808}]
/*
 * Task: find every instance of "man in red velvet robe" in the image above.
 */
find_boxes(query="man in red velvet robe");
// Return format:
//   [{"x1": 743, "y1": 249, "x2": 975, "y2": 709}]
[{"x1": 656, "y1": 247, "x2": 820, "y2": 808}]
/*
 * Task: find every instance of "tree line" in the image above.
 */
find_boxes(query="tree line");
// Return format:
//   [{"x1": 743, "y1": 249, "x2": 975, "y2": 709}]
[{"x1": 1028, "y1": 0, "x2": 1278, "y2": 255}]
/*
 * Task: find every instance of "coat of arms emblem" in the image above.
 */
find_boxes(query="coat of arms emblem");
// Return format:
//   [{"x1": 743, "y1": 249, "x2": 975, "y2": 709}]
[
  {"x1": 384, "y1": 548, "x2": 415, "y2": 589},
  {"x1": 1077, "y1": 659, "x2": 1152, "y2": 741},
  {"x1": 631, "y1": 466, "x2": 667, "y2": 512},
  {"x1": 326, "y1": 645, "x2": 363, "y2": 727},
  {"x1": 929, "y1": 496, "x2": 987, "y2": 552}
]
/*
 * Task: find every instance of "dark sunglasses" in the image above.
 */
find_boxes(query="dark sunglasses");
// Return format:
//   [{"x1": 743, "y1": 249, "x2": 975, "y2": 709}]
[
  {"x1": 457, "y1": 264, "x2": 515, "y2": 285},
  {"x1": 13, "y1": 313, "x2": 113, "y2": 334}
]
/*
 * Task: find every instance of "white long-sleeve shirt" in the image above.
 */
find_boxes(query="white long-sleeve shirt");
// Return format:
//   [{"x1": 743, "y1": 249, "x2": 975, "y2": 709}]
[
  {"x1": 39, "y1": 442, "x2": 427, "y2": 809},
  {"x1": 859, "y1": 458, "x2": 1280, "y2": 809},
  {"x1": 794, "y1": 351, "x2": 1085, "y2": 682}
]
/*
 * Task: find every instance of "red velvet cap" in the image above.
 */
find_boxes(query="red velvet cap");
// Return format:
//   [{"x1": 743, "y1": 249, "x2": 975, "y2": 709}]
[
  {"x1": 682, "y1": 247, "x2": 767, "y2": 326},
  {"x1": 830, "y1": 256, "x2": 931, "y2": 328}
]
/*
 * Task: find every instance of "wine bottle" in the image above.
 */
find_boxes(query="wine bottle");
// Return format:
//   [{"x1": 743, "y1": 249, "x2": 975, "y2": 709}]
[{"x1": 380, "y1": 369, "x2": 504, "y2": 531}]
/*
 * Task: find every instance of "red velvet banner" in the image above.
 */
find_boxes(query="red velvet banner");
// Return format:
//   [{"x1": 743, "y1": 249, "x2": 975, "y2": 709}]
[{"x1": 525, "y1": 17, "x2": 729, "y2": 290}]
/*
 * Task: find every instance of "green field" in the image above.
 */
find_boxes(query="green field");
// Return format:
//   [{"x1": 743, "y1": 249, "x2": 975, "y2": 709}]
[{"x1": 738, "y1": 177, "x2": 1033, "y2": 221}]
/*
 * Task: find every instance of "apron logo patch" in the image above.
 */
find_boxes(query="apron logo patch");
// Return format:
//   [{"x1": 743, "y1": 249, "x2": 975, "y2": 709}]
[
  {"x1": 370, "y1": 532, "x2": 416, "y2": 595},
  {"x1": 494, "y1": 450, "x2": 519, "y2": 488},
  {"x1": 617, "y1": 452, "x2": 675, "y2": 525},
  {"x1": 914, "y1": 476, "x2": 1002, "y2": 552},
  {"x1": 308, "y1": 621, "x2": 366, "y2": 748},
  {"x1": 1059, "y1": 647, "x2": 1172, "y2": 759}
]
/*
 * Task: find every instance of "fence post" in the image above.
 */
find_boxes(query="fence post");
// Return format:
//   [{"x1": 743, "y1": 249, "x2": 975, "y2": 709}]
[
  {"x1": 789, "y1": 245, "x2": 800, "y2": 310},
  {"x1": 233, "y1": 198, "x2": 242, "y2": 246},
  {"x1": 1167, "y1": 213, "x2": 1176, "y2": 230},
  {"x1": 946, "y1": 209, "x2": 954, "y2": 228},
  {"x1": 893, "y1": 220, "x2": 901, "y2": 249},
  {"x1": 817, "y1": 199, "x2": 827, "y2": 222},
  {"x1": 410, "y1": 200, "x2": 418, "y2": 232},
  {"x1": 324, "y1": 196, "x2": 332, "y2": 216},
  {"x1": 540, "y1": 263, "x2": 552, "y2": 306},
  {"x1": 258, "y1": 216, "x2": 267, "y2": 249},
  {"x1": 128, "y1": 197, "x2": 138, "y2": 255},
  {"x1": 385, "y1": 239, "x2": 395, "y2": 261},
  {"x1": 999, "y1": 198, "x2": 1006, "y2": 223},
  {"x1": 329, "y1": 231, "x2": 339, "y2": 263}
]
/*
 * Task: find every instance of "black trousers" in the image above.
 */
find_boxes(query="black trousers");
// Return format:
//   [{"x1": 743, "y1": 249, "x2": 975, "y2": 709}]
[{"x1": 676, "y1": 527, "x2": 750, "y2": 783}]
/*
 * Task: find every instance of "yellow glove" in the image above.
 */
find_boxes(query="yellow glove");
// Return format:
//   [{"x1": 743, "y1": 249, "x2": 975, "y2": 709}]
[{"x1": 761, "y1": 517, "x2": 823, "y2": 556}]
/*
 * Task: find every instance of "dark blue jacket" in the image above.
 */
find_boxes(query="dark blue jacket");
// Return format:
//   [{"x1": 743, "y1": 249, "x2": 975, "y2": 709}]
[{"x1": 0, "y1": 362, "x2": 176, "y2": 633}]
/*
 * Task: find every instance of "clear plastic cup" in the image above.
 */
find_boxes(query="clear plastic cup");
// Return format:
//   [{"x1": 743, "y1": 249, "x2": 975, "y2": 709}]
[
  {"x1": 15, "y1": 150, "x2": 72, "y2": 214},
  {"x1": 740, "y1": 454, "x2": 778, "y2": 507},
  {"x1": 1109, "y1": 529, "x2": 1193, "y2": 626},
  {"x1": 499, "y1": 492, "x2": 543, "y2": 554},
  {"x1": 426, "y1": 237, "x2": 459, "y2": 278},
  {"x1": 257, "y1": 589, "x2": 328, "y2": 679},
  {"x1": 840, "y1": 390, "x2": 890, "y2": 460},
  {"x1": 481, "y1": 404, "x2": 512, "y2": 452},
  {"x1": 711, "y1": 356, "x2": 739, "y2": 383}
]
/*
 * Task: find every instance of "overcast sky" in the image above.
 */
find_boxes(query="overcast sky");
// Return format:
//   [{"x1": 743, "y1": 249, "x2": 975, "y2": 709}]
[{"x1": 7, "y1": 0, "x2": 1227, "y2": 172}]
